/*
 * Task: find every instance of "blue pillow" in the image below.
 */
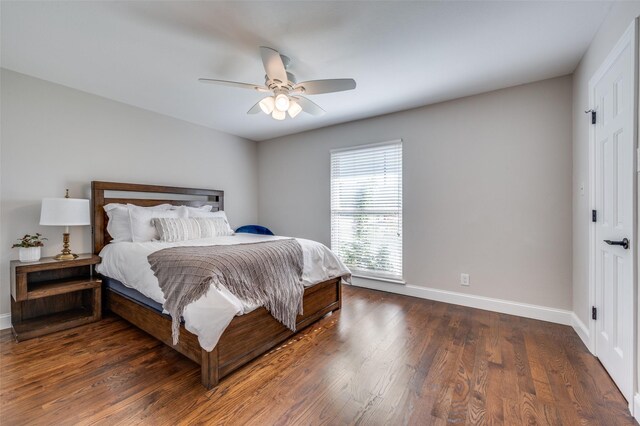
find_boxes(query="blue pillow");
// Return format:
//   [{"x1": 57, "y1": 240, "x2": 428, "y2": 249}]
[{"x1": 235, "y1": 225, "x2": 274, "y2": 236}]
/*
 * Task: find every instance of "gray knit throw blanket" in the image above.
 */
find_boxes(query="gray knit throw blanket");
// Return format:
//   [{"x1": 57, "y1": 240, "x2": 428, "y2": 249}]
[{"x1": 148, "y1": 239, "x2": 304, "y2": 346}]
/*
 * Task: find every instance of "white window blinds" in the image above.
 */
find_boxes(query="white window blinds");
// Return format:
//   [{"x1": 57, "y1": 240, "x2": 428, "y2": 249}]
[{"x1": 330, "y1": 141, "x2": 403, "y2": 280}]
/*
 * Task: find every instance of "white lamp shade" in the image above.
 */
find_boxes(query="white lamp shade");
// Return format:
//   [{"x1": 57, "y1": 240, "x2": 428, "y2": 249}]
[
  {"x1": 271, "y1": 109, "x2": 286, "y2": 120},
  {"x1": 259, "y1": 96, "x2": 275, "y2": 114},
  {"x1": 288, "y1": 101, "x2": 302, "y2": 118},
  {"x1": 40, "y1": 198, "x2": 90, "y2": 226},
  {"x1": 274, "y1": 94, "x2": 290, "y2": 112}
]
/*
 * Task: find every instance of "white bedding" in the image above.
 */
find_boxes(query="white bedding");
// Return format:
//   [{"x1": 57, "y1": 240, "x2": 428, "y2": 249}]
[{"x1": 96, "y1": 233, "x2": 350, "y2": 351}]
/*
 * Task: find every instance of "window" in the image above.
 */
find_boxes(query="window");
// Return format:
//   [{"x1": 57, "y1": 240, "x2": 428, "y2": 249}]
[{"x1": 331, "y1": 140, "x2": 402, "y2": 281}]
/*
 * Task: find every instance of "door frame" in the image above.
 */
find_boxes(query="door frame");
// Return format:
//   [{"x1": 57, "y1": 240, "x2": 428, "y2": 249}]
[{"x1": 587, "y1": 17, "x2": 638, "y2": 413}]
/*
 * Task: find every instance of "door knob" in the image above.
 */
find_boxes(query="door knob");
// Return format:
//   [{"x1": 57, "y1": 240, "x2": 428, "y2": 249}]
[{"x1": 604, "y1": 238, "x2": 629, "y2": 250}]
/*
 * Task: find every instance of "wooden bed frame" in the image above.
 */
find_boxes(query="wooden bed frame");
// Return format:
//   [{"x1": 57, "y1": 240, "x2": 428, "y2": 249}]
[{"x1": 91, "y1": 181, "x2": 342, "y2": 389}]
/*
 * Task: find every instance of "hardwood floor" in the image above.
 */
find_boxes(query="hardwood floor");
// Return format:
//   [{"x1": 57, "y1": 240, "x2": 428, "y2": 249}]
[{"x1": 0, "y1": 285, "x2": 635, "y2": 425}]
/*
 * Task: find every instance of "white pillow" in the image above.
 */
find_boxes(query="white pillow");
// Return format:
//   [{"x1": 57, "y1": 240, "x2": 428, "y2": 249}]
[
  {"x1": 104, "y1": 203, "x2": 171, "y2": 242},
  {"x1": 171, "y1": 205, "x2": 213, "y2": 214},
  {"x1": 153, "y1": 218, "x2": 202, "y2": 242},
  {"x1": 188, "y1": 209, "x2": 226, "y2": 219},
  {"x1": 195, "y1": 217, "x2": 235, "y2": 237},
  {"x1": 128, "y1": 204, "x2": 188, "y2": 242},
  {"x1": 188, "y1": 210, "x2": 234, "y2": 234}
]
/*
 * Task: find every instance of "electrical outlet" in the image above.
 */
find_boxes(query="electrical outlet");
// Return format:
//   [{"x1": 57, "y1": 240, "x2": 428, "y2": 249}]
[{"x1": 460, "y1": 273, "x2": 470, "y2": 286}]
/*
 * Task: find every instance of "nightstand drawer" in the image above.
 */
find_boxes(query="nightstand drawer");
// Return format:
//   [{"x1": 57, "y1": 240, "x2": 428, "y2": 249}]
[
  {"x1": 11, "y1": 254, "x2": 100, "y2": 301},
  {"x1": 27, "y1": 277, "x2": 102, "y2": 300},
  {"x1": 11, "y1": 287, "x2": 101, "y2": 341}
]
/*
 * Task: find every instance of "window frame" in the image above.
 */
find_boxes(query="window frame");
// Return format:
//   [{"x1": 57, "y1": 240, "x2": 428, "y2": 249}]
[{"x1": 330, "y1": 139, "x2": 403, "y2": 282}]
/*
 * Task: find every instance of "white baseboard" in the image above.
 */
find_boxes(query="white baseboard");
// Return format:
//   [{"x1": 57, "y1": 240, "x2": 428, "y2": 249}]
[
  {"x1": 0, "y1": 313, "x2": 11, "y2": 330},
  {"x1": 633, "y1": 393, "x2": 640, "y2": 423},
  {"x1": 571, "y1": 312, "x2": 592, "y2": 351},
  {"x1": 350, "y1": 278, "x2": 573, "y2": 326}
]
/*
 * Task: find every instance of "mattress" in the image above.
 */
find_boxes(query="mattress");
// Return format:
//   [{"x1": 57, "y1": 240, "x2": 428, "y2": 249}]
[
  {"x1": 104, "y1": 276, "x2": 163, "y2": 313},
  {"x1": 96, "y1": 233, "x2": 350, "y2": 351}
]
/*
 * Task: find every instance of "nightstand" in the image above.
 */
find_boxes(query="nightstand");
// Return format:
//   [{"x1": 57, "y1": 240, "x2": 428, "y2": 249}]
[{"x1": 10, "y1": 254, "x2": 102, "y2": 341}]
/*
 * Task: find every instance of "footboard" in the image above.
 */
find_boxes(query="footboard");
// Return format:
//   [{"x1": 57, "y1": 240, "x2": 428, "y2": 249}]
[
  {"x1": 106, "y1": 277, "x2": 342, "y2": 389},
  {"x1": 201, "y1": 277, "x2": 342, "y2": 388}
]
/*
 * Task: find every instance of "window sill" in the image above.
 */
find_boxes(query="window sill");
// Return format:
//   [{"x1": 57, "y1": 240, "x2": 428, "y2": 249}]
[{"x1": 351, "y1": 274, "x2": 406, "y2": 285}]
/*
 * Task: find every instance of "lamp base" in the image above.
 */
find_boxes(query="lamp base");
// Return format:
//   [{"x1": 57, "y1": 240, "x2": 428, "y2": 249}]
[
  {"x1": 54, "y1": 232, "x2": 78, "y2": 261},
  {"x1": 54, "y1": 252, "x2": 78, "y2": 261}
]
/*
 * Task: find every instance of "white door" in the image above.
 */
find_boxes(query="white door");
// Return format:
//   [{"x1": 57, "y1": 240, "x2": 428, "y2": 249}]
[{"x1": 591, "y1": 21, "x2": 636, "y2": 404}]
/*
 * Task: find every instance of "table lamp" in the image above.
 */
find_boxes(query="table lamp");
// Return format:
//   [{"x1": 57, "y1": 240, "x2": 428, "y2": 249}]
[{"x1": 40, "y1": 189, "x2": 91, "y2": 260}]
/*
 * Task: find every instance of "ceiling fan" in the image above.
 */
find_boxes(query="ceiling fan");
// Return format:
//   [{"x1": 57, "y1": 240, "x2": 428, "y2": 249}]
[{"x1": 199, "y1": 47, "x2": 356, "y2": 120}]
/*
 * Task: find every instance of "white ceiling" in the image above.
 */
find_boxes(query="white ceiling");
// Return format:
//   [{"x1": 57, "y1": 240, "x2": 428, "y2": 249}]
[{"x1": 1, "y1": 1, "x2": 612, "y2": 141}]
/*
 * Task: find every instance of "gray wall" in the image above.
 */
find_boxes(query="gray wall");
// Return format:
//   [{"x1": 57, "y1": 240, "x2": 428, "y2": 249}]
[
  {"x1": 258, "y1": 76, "x2": 573, "y2": 310},
  {"x1": 0, "y1": 69, "x2": 258, "y2": 315}
]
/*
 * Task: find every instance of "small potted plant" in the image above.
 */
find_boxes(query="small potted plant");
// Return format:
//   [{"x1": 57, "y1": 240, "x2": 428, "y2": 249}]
[{"x1": 12, "y1": 233, "x2": 47, "y2": 262}]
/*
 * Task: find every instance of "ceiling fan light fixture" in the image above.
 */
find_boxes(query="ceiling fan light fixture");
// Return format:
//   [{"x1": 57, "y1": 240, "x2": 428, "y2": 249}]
[
  {"x1": 274, "y1": 94, "x2": 290, "y2": 112},
  {"x1": 259, "y1": 96, "x2": 275, "y2": 114},
  {"x1": 199, "y1": 47, "x2": 356, "y2": 120},
  {"x1": 288, "y1": 101, "x2": 302, "y2": 118},
  {"x1": 272, "y1": 109, "x2": 286, "y2": 120}
]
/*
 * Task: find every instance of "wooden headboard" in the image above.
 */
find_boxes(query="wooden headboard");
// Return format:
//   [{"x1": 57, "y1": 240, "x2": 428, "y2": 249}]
[{"x1": 91, "y1": 181, "x2": 224, "y2": 254}]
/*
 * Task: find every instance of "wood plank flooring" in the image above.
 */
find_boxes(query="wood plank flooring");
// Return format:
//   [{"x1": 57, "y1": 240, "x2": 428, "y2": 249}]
[{"x1": 0, "y1": 285, "x2": 635, "y2": 425}]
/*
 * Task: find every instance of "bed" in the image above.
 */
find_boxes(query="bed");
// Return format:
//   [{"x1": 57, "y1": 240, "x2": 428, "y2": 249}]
[{"x1": 92, "y1": 181, "x2": 347, "y2": 389}]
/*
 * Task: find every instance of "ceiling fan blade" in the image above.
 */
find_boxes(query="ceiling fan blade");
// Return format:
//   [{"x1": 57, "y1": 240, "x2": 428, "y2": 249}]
[
  {"x1": 295, "y1": 96, "x2": 326, "y2": 116},
  {"x1": 198, "y1": 78, "x2": 269, "y2": 92},
  {"x1": 260, "y1": 46, "x2": 288, "y2": 84},
  {"x1": 247, "y1": 101, "x2": 262, "y2": 114},
  {"x1": 293, "y1": 78, "x2": 356, "y2": 95}
]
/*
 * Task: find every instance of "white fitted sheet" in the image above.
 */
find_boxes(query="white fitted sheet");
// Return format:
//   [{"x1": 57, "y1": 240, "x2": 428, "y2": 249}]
[{"x1": 96, "y1": 233, "x2": 350, "y2": 351}]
